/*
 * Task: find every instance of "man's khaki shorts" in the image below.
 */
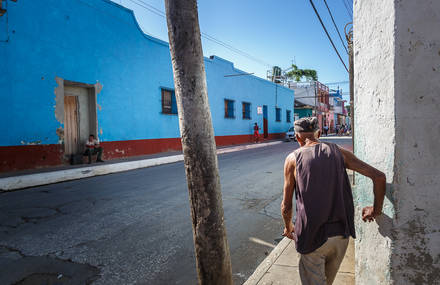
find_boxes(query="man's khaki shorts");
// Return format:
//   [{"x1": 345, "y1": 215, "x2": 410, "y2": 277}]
[{"x1": 299, "y1": 236, "x2": 349, "y2": 285}]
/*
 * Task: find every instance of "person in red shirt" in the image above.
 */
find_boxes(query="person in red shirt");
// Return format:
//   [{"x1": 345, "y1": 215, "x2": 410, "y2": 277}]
[{"x1": 253, "y1": 122, "x2": 260, "y2": 143}]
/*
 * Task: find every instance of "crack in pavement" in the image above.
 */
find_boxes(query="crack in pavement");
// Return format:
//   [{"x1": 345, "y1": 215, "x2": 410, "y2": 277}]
[
  {"x1": 0, "y1": 245, "x2": 26, "y2": 257},
  {"x1": 0, "y1": 245, "x2": 101, "y2": 285},
  {"x1": 0, "y1": 204, "x2": 72, "y2": 230}
]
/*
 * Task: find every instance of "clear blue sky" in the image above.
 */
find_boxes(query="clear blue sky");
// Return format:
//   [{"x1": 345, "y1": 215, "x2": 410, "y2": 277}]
[{"x1": 111, "y1": 0, "x2": 352, "y2": 100}]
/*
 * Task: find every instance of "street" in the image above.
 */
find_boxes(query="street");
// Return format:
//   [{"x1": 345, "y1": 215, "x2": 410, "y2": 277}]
[{"x1": 0, "y1": 138, "x2": 352, "y2": 285}]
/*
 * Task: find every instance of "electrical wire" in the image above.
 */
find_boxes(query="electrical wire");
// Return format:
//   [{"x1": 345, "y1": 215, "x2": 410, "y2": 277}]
[
  {"x1": 341, "y1": 0, "x2": 353, "y2": 19},
  {"x1": 308, "y1": 0, "x2": 348, "y2": 72},
  {"x1": 125, "y1": 0, "x2": 273, "y2": 67},
  {"x1": 345, "y1": 0, "x2": 354, "y2": 14},
  {"x1": 323, "y1": 0, "x2": 348, "y2": 55}
]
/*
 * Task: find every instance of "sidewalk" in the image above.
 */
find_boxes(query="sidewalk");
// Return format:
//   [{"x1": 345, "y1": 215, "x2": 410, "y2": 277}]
[
  {"x1": 0, "y1": 140, "x2": 282, "y2": 191},
  {"x1": 244, "y1": 237, "x2": 355, "y2": 285}
]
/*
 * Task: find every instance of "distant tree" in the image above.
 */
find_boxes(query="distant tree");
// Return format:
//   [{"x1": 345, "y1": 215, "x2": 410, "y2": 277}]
[{"x1": 286, "y1": 64, "x2": 318, "y2": 82}]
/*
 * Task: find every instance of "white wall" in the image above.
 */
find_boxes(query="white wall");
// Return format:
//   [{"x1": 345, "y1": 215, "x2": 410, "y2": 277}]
[
  {"x1": 292, "y1": 86, "x2": 315, "y2": 107},
  {"x1": 392, "y1": 0, "x2": 440, "y2": 283},
  {"x1": 354, "y1": 0, "x2": 440, "y2": 284}
]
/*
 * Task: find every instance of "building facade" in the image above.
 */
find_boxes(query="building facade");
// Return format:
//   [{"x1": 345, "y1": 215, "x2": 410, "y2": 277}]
[
  {"x1": 0, "y1": 0, "x2": 294, "y2": 172},
  {"x1": 329, "y1": 89, "x2": 348, "y2": 132},
  {"x1": 291, "y1": 81, "x2": 332, "y2": 133}
]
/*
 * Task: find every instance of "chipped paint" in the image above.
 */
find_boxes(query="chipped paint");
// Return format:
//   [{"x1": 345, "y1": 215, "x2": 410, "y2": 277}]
[
  {"x1": 54, "y1": 76, "x2": 65, "y2": 125},
  {"x1": 56, "y1": 127, "x2": 64, "y2": 144},
  {"x1": 20, "y1": 140, "x2": 42, "y2": 145}
]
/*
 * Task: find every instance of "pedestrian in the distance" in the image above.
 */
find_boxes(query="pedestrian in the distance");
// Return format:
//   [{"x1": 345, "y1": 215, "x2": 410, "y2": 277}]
[
  {"x1": 323, "y1": 125, "x2": 329, "y2": 136},
  {"x1": 253, "y1": 122, "x2": 260, "y2": 143},
  {"x1": 281, "y1": 117, "x2": 386, "y2": 285}
]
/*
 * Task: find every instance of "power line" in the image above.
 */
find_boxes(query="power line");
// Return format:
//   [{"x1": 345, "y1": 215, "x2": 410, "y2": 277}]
[
  {"x1": 345, "y1": 0, "x2": 354, "y2": 14},
  {"x1": 341, "y1": 0, "x2": 353, "y2": 19},
  {"x1": 324, "y1": 80, "x2": 349, "y2": 85},
  {"x1": 76, "y1": 0, "x2": 157, "y2": 38},
  {"x1": 124, "y1": 0, "x2": 272, "y2": 67},
  {"x1": 200, "y1": 32, "x2": 272, "y2": 67},
  {"x1": 126, "y1": 0, "x2": 165, "y2": 17},
  {"x1": 323, "y1": 0, "x2": 348, "y2": 55},
  {"x1": 308, "y1": 0, "x2": 348, "y2": 72}
]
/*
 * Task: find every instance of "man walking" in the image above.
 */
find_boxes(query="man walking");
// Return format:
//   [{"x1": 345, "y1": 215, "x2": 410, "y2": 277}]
[{"x1": 281, "y1": 117, "x2": 385, "y2": 285}]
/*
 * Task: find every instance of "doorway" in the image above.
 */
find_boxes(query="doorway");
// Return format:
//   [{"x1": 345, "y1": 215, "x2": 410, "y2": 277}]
[
  {"x1": 63, "y1": 85, "x2": 97, "y2": 155},
  {"x1": 64, "y1": 95, "x2": 79, "y2": 155},
  {"x1": 263, "y1": 105, "x2": 268, "y2": 138}
]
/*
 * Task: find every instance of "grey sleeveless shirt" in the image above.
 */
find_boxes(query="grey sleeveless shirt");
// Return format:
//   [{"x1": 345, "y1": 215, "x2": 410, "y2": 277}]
[{"x1": 293, "y1": 142, "x2": 355, "y2": 254}]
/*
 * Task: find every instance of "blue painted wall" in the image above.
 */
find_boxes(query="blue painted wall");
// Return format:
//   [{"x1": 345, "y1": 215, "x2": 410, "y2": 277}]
[{"x1": 0, "y1": 0, "x2": 293, "y2": 147}]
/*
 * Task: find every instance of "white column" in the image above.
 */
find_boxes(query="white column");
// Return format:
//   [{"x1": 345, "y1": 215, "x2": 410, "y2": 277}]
[{"x1": 354, "y1": 0, "x2": 440, "y2": 284}]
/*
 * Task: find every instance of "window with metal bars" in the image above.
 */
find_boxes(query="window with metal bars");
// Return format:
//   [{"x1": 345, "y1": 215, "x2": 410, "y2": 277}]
[
  {"x1": 286, "y1": 110, "x2": 291, "y2": 123},
  {"x1": 161, "y1": 88, "x2": 177, "y2": 115},
  {"x1": 242, "y1": 102, "x2": 251, "y2": 119},
  {"x1": 225, "y1": 99, "x2": 235, "y2": 118}
]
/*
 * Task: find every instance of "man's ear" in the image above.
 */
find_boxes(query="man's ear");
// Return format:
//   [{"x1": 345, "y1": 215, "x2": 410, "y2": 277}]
[
  {"x1": 296, "y1": 134, "x2": 303, "y2": 146},
  {"x1": 316, "y1": 130, "x2": 321, "y2": 139}
]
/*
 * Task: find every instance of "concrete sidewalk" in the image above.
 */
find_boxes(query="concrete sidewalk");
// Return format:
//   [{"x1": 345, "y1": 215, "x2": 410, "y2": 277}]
[
  {"x1": 244, "y1": 237, "x2": 355, "y2": 285},
  {"x1": 0, "y1": 140, "x2": 283, "y2": 191}
]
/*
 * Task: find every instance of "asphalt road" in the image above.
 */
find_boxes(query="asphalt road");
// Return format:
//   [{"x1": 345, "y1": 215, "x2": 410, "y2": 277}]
[{"x1": 0, "y1": 137, "x2": 352, "y2": 285}]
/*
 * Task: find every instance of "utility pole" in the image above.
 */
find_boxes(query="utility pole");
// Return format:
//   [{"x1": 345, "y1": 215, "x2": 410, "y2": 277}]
[
  {"x1": 164, "y1": 1, "x2": 233, "y2": 284},
  {"x1": 314, "y1": 81, "x2": 317, "y2": 117},
  {"x1": 346, "y1": 23, "x2": 354, "y2": 183}
]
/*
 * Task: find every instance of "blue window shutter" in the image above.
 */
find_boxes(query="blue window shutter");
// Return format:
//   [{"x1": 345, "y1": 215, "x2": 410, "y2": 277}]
[{"x1": 228, "y1": 101, "x2": 234, "y2": 118}]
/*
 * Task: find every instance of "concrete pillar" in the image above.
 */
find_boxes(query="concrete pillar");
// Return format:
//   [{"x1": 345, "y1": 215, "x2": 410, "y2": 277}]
[{"x1": 354, "y1": 0, "x2": 440, "y2": 284}]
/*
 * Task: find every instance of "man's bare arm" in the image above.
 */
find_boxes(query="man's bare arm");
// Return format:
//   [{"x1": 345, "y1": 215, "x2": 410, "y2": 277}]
[
  {"x1": 281, "y1": 153, "x2": 296, "y2": 238},
  {"x1": 338, "y1": 147, "x2": 386, "y2": 221}
]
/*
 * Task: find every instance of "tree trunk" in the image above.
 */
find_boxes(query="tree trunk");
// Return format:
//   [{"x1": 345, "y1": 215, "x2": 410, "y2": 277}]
[{"x1": 164, "y1": 1, "x2": 233, "y2": 284}]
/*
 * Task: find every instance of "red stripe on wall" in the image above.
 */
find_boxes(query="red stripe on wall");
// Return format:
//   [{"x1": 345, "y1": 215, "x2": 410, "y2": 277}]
[
  {"x1": 101, "y1": 138, "x2": 182, "y2": 160},
  {"x1": 0, "y1": 144, "x2": 64, "y2": 173},
  {"x1": 0, "y1": 133, "x2": 285, "y2": 172}
]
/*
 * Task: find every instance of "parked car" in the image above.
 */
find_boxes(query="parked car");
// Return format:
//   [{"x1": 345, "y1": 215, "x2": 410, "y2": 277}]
[{"x1": 285, "y1": 127, "x2": 297, "y2": 142}]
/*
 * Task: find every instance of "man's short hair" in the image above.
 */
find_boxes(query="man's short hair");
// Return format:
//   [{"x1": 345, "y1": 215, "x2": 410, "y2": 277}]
[
  {"x1": 89, "y1": 134, "x2": 95, "y2": 137},
  {"x1": 294, "y1": 117, "x2": 320, "y2": 133}
]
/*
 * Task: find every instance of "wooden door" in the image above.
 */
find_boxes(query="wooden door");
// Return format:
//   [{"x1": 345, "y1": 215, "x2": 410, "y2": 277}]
[{"x1": 64, "y1": 96, "x2": 79, "y2": 155}]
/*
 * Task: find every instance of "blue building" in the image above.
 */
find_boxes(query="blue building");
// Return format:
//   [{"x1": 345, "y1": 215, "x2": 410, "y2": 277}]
[{"x1": 0, "y1": 0, "x2": 294, "y2": 171}]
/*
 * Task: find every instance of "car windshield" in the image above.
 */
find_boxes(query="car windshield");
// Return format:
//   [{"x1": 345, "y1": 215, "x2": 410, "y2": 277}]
[{"x1": 288, "y1": 127, "x2": 294, "y2": 132}]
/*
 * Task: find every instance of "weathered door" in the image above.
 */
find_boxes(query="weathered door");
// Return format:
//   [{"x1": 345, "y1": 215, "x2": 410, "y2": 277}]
[
  {"x1": 263, "y1": 105, "x2": 268, "y2": 138},
  {"x1": 64, "y1": 96, "x2": 79, "y2": 155},
  {"x1": 64, "y1": 86, "x2": 93, "y2": 154}
]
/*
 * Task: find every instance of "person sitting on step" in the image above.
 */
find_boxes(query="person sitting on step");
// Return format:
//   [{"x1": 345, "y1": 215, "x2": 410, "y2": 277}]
[{"x1": 84, "y1": 134, "x2": 104, "y2": 164}]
